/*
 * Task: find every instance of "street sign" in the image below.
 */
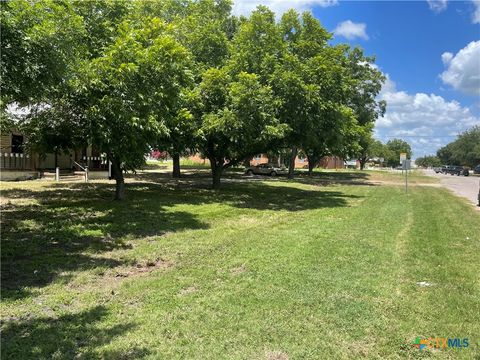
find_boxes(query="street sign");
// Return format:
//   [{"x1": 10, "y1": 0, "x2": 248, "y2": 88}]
[
  {"x1": 402, "y1": 159, "x2": 411, "y2": 170},
  {"x1": 400, "y1": 153, "x2": 407, "y2": 164}
]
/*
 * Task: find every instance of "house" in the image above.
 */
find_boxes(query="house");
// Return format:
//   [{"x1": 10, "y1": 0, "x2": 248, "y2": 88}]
[
  {"x1": 0, "y1": 130, "x2": 109, "y2": 181},
  {"x1": 185, "y1": 153, "x2": 345, "y2": 169},
  {"x1": 250, "y1": 153, "x2": 311, "y2": 168},
  {"x1": 318, "y1": 156, "x2": 345, "y2": 169}
]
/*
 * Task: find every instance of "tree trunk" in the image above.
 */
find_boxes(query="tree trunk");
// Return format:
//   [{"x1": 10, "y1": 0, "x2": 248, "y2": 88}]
[
  {"x1": 307, "y1": 154, "x2": 315, "y2": 176},
  {"x1": 172, "y1": 153, "x2": 181, "y2": 178},
  {"x1": 359, "y1": 158, "x2": 367, "y2": 170},
  {"x1": 209, "y1": 158, "x2": 223, "y2": 189},
  {"x1": 288, "y1": 146, "x2": 297, "y2": 179},
  {"x1": 115, "y1": 175, "x2": 125, "y2": 200},
  {"x1": 111, "y1": 157, "x2": 125, "y2": 200}
]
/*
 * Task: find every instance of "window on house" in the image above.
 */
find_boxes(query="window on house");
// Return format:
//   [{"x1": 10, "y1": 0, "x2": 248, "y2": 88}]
[
  {"x1": 11, "y1": 135, "x2": 24, "y2": 154},
  {"x1": 254, "y1": 154, "x2": 262, "y2": 160}
]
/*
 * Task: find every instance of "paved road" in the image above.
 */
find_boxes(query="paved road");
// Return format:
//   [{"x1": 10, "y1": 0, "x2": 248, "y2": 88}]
[{"x1": 424, "y1": 169, "x2": 480, "y2": 207}]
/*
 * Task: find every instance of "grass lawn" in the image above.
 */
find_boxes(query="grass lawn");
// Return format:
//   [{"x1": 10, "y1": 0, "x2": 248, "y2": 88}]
[{"x1": 1, "y1": 171, "x2": 479, "y2": 359}]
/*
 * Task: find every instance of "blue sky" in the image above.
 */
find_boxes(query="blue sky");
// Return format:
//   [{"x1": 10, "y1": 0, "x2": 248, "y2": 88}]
[{"x1": 233, "y1": 0, "x2": 480, "y2": 159}]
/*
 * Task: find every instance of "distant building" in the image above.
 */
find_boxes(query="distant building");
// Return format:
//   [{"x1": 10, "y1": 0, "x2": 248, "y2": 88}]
[{"x1": 185, "y1": 153, "x2": 345, "y2": 169}]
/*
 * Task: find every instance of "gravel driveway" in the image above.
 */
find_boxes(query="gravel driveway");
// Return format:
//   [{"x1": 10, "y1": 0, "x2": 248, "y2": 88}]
[{"x1": 425, "y1": 169, "x2": 480, "y2": 208}]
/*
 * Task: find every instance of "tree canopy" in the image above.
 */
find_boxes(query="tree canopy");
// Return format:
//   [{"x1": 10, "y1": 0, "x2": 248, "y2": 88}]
[
  {"x1": 355, "y1": 130, "x2": 390, "y2": 170},
  {"x1": 437, "y1": 126, "x2": 480, "y2": 167},
  {"x1": 74, "y1": 18, "x2": 193, "y2": 199},
  {"x1": 415, "y1": 155, "x2": 442, "y2": 168},
  {"x1": 1, "y1": 0, "x2": 389, "y2": 198},
  {"x1": 385, "y1": 139, "x2": 412, "y2": 167}
]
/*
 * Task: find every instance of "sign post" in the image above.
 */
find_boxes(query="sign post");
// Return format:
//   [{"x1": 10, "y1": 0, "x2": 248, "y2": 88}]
[
  {"x1": 400, "y1": 153, "x2": 407, "y2": 175},
  {"x1": 402, "y1": 159, "x2": 411, "y2": 193}
]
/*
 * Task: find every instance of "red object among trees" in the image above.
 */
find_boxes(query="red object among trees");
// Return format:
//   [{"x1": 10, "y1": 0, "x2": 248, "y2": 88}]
[{"x1": 150, "y1": 150, "x2": 168, "y2": 160}]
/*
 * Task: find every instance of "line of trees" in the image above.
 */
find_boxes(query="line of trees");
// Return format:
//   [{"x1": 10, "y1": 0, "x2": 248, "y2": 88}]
[
  {"x1": 356, "y1": 137, "x2": 412, "y2": 169},
  {"x1": 1, "y1": 0, "x2": 387, "y2": 199},
  {"x1": 437, "y1": 126, "x2": 480, "y2": 168},
  {"x1": 415, "y1": 155, "x2": 442, "y2": 168}
]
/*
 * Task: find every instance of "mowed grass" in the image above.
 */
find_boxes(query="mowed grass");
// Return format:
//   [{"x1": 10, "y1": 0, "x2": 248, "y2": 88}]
[
  {"x1": 1, "y1": 171, "x2": 478, "y2": 359},
  {"x1": 304, "y1": 168, "x2": 439, "y2": 184}
]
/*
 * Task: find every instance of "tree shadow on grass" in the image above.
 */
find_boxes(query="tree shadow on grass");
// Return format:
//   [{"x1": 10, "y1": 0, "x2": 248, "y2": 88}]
[
  {"x1": 1, "y1": 305, "x2": 149, "y2": 359},
  {"x1": 212, "y1": 181, "x2": 363, "y2": 211},
  {"x1": 1, "y1": 179, "x2": 362, "y2": 299},
  {"x1": 288, "y1": 170, "x2": 375, "y2": 186},
  {"x1": 102, "y1": 178, "x2": 361, "y2": 212},
  {"x1": 1, "y1": 185, "x2": 209, "y2": 299},
  {"x1": 130, "y1": 168, "x2": 375, "y2": 188}
]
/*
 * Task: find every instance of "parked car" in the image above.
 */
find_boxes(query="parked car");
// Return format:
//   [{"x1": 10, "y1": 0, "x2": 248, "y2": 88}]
[
  {"x1": 445, "y1": 165, "x2": 469, "y2": 176},
  {"x1": 433, "y1": 167, "x2": 443, "y2": 173},
  {"x1": 437, "y1": 165, "x2": 455, "y2": 174},
  {"x1": 474, "y1": 164, "x2": 480, "y2": 174},
  {"x1": 245, "y1": 163, "x2": 288, "y2": 176},
  {"x1": 441, "y1": 165, "x2": 452, "y2": 174}
]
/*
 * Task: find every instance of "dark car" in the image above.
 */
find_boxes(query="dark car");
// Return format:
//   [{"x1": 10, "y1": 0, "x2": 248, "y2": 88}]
[
  {"x1": 440, "y1": 165, "x2": 450, "y2": 174},
  {"x1": 245, "y1": 163, "x2": 288, "y2": 176},
  {"x1": 446, "y1": 165, "x2": 469, "y2": 176},
  {"x1": 474, "y1": 164, "x2": 480, "y2": 174},
  {"x1": 448, "y1": 166, "x2": 462, "y2": 175}
]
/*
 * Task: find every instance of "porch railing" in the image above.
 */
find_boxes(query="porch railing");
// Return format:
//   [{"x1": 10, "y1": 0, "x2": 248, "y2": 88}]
[
  {"x1": 0, "y1": 153, "x2": 30, "y2": 170},
  {"x1": 73, "y1": 160, "x2": 89, "y2": 182}
]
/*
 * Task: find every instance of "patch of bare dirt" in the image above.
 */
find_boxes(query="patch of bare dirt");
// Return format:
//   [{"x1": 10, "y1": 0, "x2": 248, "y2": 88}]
[
  {"x1": 114, "y1": 258, "x2": 173, "y2": 278},
  {"x1": 66, "y1": 257, "x2": 173, "y2": 294},
  {"x1": 347, "y1": 339, "x2": 373, "y2": 357},
  {"x1": 265, "y1": 350, "x2": 289, "y2": 360},
  {"x1": 230, "y1": 264, "x2": 247, "y2": 275},
  {"x1": 178, "y1": 286, "x2": 198, "y2": 296}
]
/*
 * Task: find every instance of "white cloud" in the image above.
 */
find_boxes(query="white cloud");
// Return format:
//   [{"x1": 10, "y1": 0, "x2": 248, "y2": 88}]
[
  {"x1": 376, "y1": 73, "x2": 480, "y2": 157},
  {"x1": 441, "y1": 52, "x2": 453, "y2": 64},
  {"x1": 472, "y1": 0, "x2": 480, "y2": 23},
  {"x1": 379, "y1": 73, "x2": 396, "y2": 94},
  {"x1": 333, "y1": 20, "x2": 369, "y2": 40},
  {"x1": 427, "y1": 0, "x2": 448, "y2": 13},
  {"x1": 440, "y1": 40, "x2": 480, "y2": 96},
  {"x1": 232, "y1": 0, "x2": 337, "y2": 17}
]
